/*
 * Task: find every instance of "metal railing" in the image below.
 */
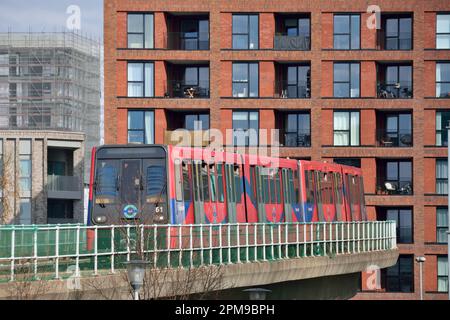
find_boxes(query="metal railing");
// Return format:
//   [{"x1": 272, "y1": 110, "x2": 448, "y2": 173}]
[
  {"x1": 274, "y1": 81, "x2": 310, "y2": 99},
  {"x1": 165, "y1": 80, "x2": 210, "y2": 98},
  {"x1": 165, "y1": 32, "x2": 210, "y2": 50},
  {"x1": 47, "y1": 175, "x2": 80, "y2": 192},
  {"x1": 377, "y1": 82, "x2": 413, "y2": 99},
  {"x1": 0, "y1": 221, "x2": 396, "y2": 282},
  {"x1": 283, "y1": 132, "x2": 311, "y2": 147},
  {"x1": 376, "y1": 129, "x2": 413, "y2": 147},
  {"x1": 376, "y1": 180, "x2": 413, "y2": 195},
  {"x1": 274, "y1": 34, "x2": 311, "y2": 50},
  {"x1": 376, "y1": 31, "x2": 413, "y2": 50}
]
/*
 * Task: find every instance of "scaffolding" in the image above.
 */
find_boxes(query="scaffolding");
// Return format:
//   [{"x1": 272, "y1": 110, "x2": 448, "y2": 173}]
[{"x1": 0, "y1": 31, "x2": 102, "y2": 183}]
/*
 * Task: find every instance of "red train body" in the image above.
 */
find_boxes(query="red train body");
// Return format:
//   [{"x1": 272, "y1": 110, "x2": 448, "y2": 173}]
[{"x1": 88, "y1": 145, "x2": 367, "y2": 226}]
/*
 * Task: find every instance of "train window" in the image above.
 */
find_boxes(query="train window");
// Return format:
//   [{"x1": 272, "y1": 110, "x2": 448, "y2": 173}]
[
  {"x1": 269, "y1": 170, "x2": 276, "y2": 204},
  {"x1": 275, "y1": 169, "x2": 281, "y2": 204},
  {"x1": 263, "y1": 168, "x2": 270, "y2": 204},
  {"x1": 305, "y1": 170, "x2": 315, "y2": 203},
  {"x1": 293, "y1": 170, "x2": 300, "y2": 203},
  {"x1": 192, "y1": 162, "x2": 201, "y2": 202},
  {"x1": 121, "y1": 160, "x2": 141, "y2": 204},
  {"x1": 182, "y1": 161, "x2": 191, "y2": 202},
  {"x1": 209, "y1": 164, "x2": 217, "y2": 202},
  {"x1": 234, "y1": 165, "x2": 242, "y2": 204},
  {"x1": 321, "y1": 172, "x2": 334, "y2": 205},
  {"x1": 146, "y1": 164, "x2": 166, "y2": 203},
  {"x1": 96, "y1": 160, "x2": 119, "y2": 203},
  {"x1": 250, "y1": 166, "x2": 257, "y2": 200},
  {"x1": 315, "y1": 171, "x2": 322, "y2": 204},
  {"x1": 201, "y1": 163, "x2": 210, "y2": 202},
  {"x1": 217, "y1": 164, "x2": 225, "y2": 203},
  {"x1": 255, "y1": 166, "x2": 264, "y2": 203},
  {"x1": 334, "y1": 172, "x2": 343, "y2": 205},
  {"x1": 174, "y1": 161, "x2": 183, "y2": 201}
]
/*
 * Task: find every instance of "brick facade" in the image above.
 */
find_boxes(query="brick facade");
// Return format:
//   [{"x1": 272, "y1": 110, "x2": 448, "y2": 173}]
[{"x1": 104, "y1": 0, "x2": 450, "y2": 300}]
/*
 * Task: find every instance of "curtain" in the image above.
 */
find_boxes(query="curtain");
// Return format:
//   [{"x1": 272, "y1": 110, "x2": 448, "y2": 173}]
[
  {"x1": 145, "y1": 63, "x2": 154, "y2": 97},
  {"x1": 128, "y1": 63, "x2": 143, "y2": 97},
  {"x1": 350, "y1": 112, "x2": 360, "y2": 146},
  {"x1": 144, "y1": 111, "x2": 154, "y2": 144},
  {"x1": 144, "y1": 14, "x2": 154, "y2": 49},
  {"x1": 334, "y1": 112, "x2": 349, "y2": 145},
  {"x1": 437, "y1": 63, "x2": 442, "y2": 97},
  {"x1": 438, "y1": 257, "x2": 449, "y2": 292},
  {"x1": 436, "y1": 160, "x2": 448, "y2": 194},
  {"x1": 437, "y1": 15, "x2": 450, "y2": 49},
  {"x1": 437, "y1": 112, "x2": 442, "y2": 145}
]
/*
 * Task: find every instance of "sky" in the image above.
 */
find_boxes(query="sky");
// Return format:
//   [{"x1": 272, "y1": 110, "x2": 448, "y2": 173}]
[{"x1": 0, "y1": 0, "x2": 103, "y2": 39}]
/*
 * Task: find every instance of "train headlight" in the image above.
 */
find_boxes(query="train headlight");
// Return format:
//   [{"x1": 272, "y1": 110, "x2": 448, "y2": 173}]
[{"x1": 95, "y1": 216, "x2": 107, "y2": 224}]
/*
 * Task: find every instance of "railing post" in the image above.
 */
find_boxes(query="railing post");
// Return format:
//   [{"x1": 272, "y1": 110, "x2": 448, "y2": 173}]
[
  {"x1": 126, "y1": 226, "x2": 131, "y2": 262},
  {"x1": 323, "y1": 223, "x2": 327, "y2": 256},
  {"x1": 285, "y1": 223, "x2": 289, "y2": 258},
  {"x1": 33, "y1": 227, "x2": 38, "y2": 278},
  {"x1": 10, "y1": 228, "x2": 15, "y2": 282},
  {"x1": 263, "y1": 224, "x2": 267, "y2": 261},
  {"x1": 200, "y1": 224, "x2": 204, "y2": 266},
  {"x1": 278, "y1": 223, "x2": 282, "y2": 260},
  {"x1": 190, "y1": 225, "x2": 193, "y2": 268},
  {"x1": 168, "y1": 225, "x2": 172, "y2": 268},
  {"x1": 94, "y1": 227, "x2": 98, "y2": 276},
  {"x1": 335, "y1": 223, "x2": 339, "y2": 255},
  {"x1": 55, "y1": 225, "x2": 60, "y2": 279},
  {"x1": 111, "y1": 226, "x2": 115, "y2": 274},
  {"x1": 246, "y1": 224, "x2": 249, "y2": 263},
  {"x1": 310, "y1": 224, "x2": 314, "y2": 257},
  {"x1": 209, "y1": 224, "x2": 213, "y2": 265},
  {"x1": 219, "y1": 224, "x2": 223, "y2": 264},
  {"x1": 75, "y1": 225, "x2": 80, "y2": 277},
  {"x1": 254, "y1": 223, "x2": 258, "y2": 262},
  {"x1": 237, "y1": 224, "x2": 241, "y2": 263},
  {"x1": 154, "y1": 225, "x2": 158, "y2": 267},
  {"x1": 296, "y1": 223, "x2": 300, "y2": 258},
  {"x1": 227, "y1": 225, "x2": 231, "y2": 264},
  {"x1": 303, "y1": 223, "x2": 307, "y2": 257},
  {"x1": 179, "y1": 225, "x2": 183, "y2": 267}
]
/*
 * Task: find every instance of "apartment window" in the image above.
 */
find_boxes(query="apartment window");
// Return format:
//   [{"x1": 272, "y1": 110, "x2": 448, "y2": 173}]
[
  {"x1": 385, "y1": 255, "x2": 414, "y2": 293},
  {"x1": 179, "y1": 19, "x2": 209, "y2": 50},
  {"x1": 19, "y1": 140, "x2": 31, "y2": 195},
  {"x1": 232, "y1": 63, "x2": 259, "y2": 98},
  {"x1": 436, "y1": 111, "x2": 450, "y2": 146},
  {"x1": 19, "y1": 198, "x2": 31, "y2": 225},
  {"x1": 127, "y1": 62, "x2": 154, "y2": 97},
  {"x1": 232, "y1": 14, "x2": 259, "y2": 49},
  {"x1": 437, "y1": 14, "x2": 450, "y2": 49},
  {"x1": 436, "y1": 159, "x2": 448, "y2": 195},
  {"x1": 436, "y1": 63, "x2": 450, "y2": 98},
  {"x1": 128, "y1": 13, "x2": 154, "y2": 49},
  {"x1": 284, "y1": 113, "x2": 310, "y2": 147},
  {"x1": 128, "y1": 110, "x2": 155, "y2": 144},
  {"x1": 333, "y1": 111, "x2": 360, "y2": 146},
  {"x1": 381, "y1": 113, "x2": 412, "y2": 147},
  {"x1": 379, "y1": 65, "x2": 413, "y2": 99},
  {"x1": 333, "y1": 14, "x2": 360, "y2": 49},
  {"x1": 185, "y1": 114, "x2": 209, "y2": 131},
  {"x1": 383, "y1": 208, "x2": 413, "y2": 244},
  {"x1": 184, "y1": 66, "x2": 209, "y2": 96},
  {"x1": 436, "y1": 207, "x2": 448, "y2": 244},
  {"x1": 333, "y1": 158, "x2": 361, "y2": 168},
  {"x1": 232, "y1": 111, "x2": 259, "y2": 146},
  {"x1": 438, "y1": 256, "x2": 449, "y2": 292},
  {"x1": 283, "y1": 65, "x2": 311, "y2": 98},
  {"x1": 333, "y1": 63, "x2": 360, "y2": 98},
  {"x1": 385, "y1": 160, "x2": 413, "y2": 194},
  {"x1": 384, "y1": 16, "x2": 412, "y2": 50}
]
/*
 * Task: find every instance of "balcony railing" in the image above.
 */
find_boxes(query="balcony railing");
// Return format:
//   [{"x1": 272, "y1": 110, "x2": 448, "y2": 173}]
[
  {"x1": 377, "y1": 82, "x2": 413, "y2": 99},
  {"x1": 283, "y1": 132, "x2": 311, "y2": 147},
  {"x1": 274, "y1": 81, "x2": 311, "y2": 99},
  {"x1": 47, "y1": 175, "x2": 80, "y2": 192},
  {"x1": 166, "y1": 32, "x2": 209, "y2": 50},
  {"x1": 376, "y1": 179, "x2": 413, "y2": 195},
  {"x1": 376, "y1": 130, "x2": 413, "y2": 147},
  {"x1": 165, "y1": 81, "x2": 210, "y2": 99},
  {"x1": 274, "y1": 34, "x2": 311, "y2": 50},
  {"x1": 377, "y1": 31, "x2": 413, "y2": 50}
]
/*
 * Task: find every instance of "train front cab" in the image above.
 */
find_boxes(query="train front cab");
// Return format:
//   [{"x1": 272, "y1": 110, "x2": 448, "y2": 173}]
[{"x1": 300, "y1": 161, "x2": 346, "y2": 223}]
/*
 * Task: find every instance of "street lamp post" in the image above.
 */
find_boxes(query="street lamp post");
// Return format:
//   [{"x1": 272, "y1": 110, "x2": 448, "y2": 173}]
[
  {"x1": 125, "y1": 260, "x2": 149, "y2": 301},
  {"x1": 416, "y1": 256, "x2": 426, "y2": 300}
]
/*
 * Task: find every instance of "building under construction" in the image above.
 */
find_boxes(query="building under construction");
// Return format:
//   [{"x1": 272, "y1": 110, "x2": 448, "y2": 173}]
[{"x1": 0, "y1": 32, "x2": 101, "y2": 224}]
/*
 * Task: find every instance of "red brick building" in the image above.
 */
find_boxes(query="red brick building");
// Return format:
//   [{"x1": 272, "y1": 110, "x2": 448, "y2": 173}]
[{"x1": 104, "y1": 0, "x2": 450, "y2": 299}]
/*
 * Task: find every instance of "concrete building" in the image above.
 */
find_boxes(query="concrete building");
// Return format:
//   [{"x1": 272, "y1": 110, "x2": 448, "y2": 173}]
[
  {"x1": 0, "y1": 32, "x2": 101, "y2": 224},
  {"x1": 103, "y1": 1, "x2": 449, "y2": 299}
]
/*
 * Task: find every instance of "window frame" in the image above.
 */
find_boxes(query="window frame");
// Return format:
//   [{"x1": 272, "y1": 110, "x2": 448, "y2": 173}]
[
  {"x1": 385, "y1": 255, "x2": 414, "y2": 293},
  {"x1": 232, "y1": 110, "x2": 259, "y2": 147},
  {"x1": 384, "y1": 16, "x2": 413, "y2": 50},
  {"x1": 437, "y1": 256, "x2": 449, "y2": 293},
  {"x1": 333, "y1": 110, "x2": 360, "y2": 146},
  {"x1": 232, "y1": 62, "x2": 259, "y2": 98},
  {"x1": 127, "y1": 13, "x2": 154, "y2": 49},
  {"x1": 436, "y1": 62, "x2": 450, "y2": 98},
  {"x1": 333, "y1": 62, "x2": 360, "y2": 98},
  {"x1": 232, "y1": 14, "x2": 259, "y2": 50},
  {"x1": 127, "y1": 62, "x2": 155, "y2": 98},
  {"x1": 436, "y1": 158, "x2": 448, "y2": 195},
  {"x1": 127, "y1": 110, "x2": 155, "y2": 145},
  {"x1": 284, "y1": 112, "x2": 311, "y2": 147},
  {"x1": 436, "y1": 13, "x2": 450, "y2": 49},
  {"x1": 333, "y1": 14, "x2": 361, "y2": 50},
  {"x1": 436, "y1": 110, "x2": 450, "y2": 146},
  {"x1": 436, "y1": 207, "x2": 449, "y2": 244}
]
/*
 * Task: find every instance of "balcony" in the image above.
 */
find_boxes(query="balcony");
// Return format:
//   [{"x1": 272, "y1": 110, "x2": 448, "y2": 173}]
[
  {"x1": 376, "y1": 130, "x2": 413, "y2": 147},
  {"x1": 165, "y1": 80, "x2": 210, "y2": 99},
  {"x1": 47, "y1": 175, "x2": 82, "y2": 200},
  {"x1": 274, "y1": 81, "x2": 310, "y2": 99},
  {"x1": 166, "y1": 32, "x2": 209, "y2": 50},
  {"x1": 164, "y1": 130, "x2": 210, "y2": 147},
  {"x1": 376, "y1": 159, "x2": 413, "y2": 196},
  {"x1": 377, "y1": 82, "x2": 413, "y2": 99},
  {"x1": 376, "y1": 179, "x2": 413, "y2": 195},
  {"x1": 283, "y1": 131, "x2": 311, "y2": 147},
  {"x1": 376, "y1": 31, "x2": 413, "y2": 50},
  {"x1": 274, "y1": 34, "x2": 310, "y2": 51}
]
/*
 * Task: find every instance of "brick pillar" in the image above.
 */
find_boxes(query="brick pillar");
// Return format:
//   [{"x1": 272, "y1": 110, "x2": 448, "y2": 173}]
[
  {"x1": 220, "y1": 61, "x2": 232, "y2": 97},
  {"x1": 32, "y1": 139, "x2": 46, "y2": 224},
  {"x1": 259, "y1": 109, "x2": 275, "y2": 146},
  {"x1": 155, "y1": 12, "x2": 167, "y2": 49},
  {"x1": 361, "y1": 61, "x2": 376, "y2": 98},
  {"x1": 424, "y1": 12, "x2": 436, "y2": 49},
  {"x1": 117, "y1": 60, "x2": 127, "y2": 97},
  {"x1": 423, "y1": 158, "x2": 436, "y2": 194},
  {"x1": 424, "y1": 61, "x2": 436, "y2": 98},
  {"x1": 220, "y1": 109, "x2": 233, "y2": 146},
  {"x1": 361, "y1": 13, "x2": 377, "y2": 49},
  {"x1": 154, "y1": 109, "x2": 167, "y2": 144},
  {"x1": 424, "y1": 206, "x2": 437, "y2": 243},
  {"x1": 424, "y1": 255, "x2": 438, "y2": 292},
  {"x1": 360, "y1": 109, "x2": 376, "y2": 146},
  {"x1": 361, "y1": 158, "x2": 376, "y2": 194},
  {"x1": 424, "y1": 109, "x2": 436, "y2": 146},
  {"x1": 260, "y1": 13, "x2": 274, "y2": 49},
  {"x1": 260, "y1": 61, "x2": 275, "y2": 98},
  {"x1": 321, "y1": 109, "x2": 333, "y2": 146},
  {"x1": 117, "y1": 12, "x2": 127, "y2": 48},
  {"x1": 154, "y1": 61, "x2": 167, "y2": 97},
  {"x1": 117, "y1": 108, "x2": 128, "y2": 145},
  {"x1": 321, "y1": 13, "x2": 333, "y2": 49},
  {"x1": 220, "y1": 13, "x2": 232, "y2": 49},
  {"x1": 321, "y1": 61, "x2": 333, "y2": 97}
]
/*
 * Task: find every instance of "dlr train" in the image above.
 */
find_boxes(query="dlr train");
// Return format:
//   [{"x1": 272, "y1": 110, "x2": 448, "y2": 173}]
[{"x1": 87, "y1": 145, "x2": 367, "y2": 226}]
